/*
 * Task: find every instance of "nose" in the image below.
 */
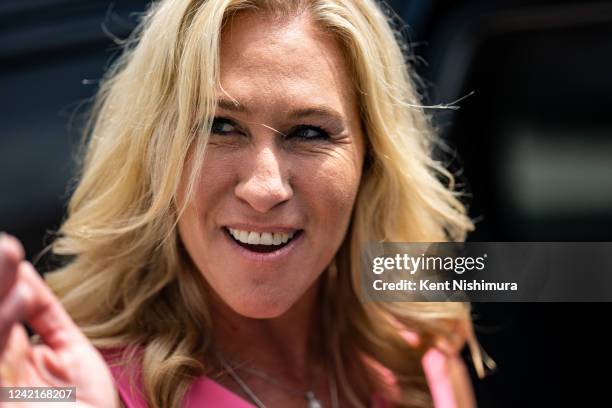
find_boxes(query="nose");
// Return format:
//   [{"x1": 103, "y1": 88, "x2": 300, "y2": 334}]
[{"x1": 234, "y1": 145, "x2": 293, "y2": 213}]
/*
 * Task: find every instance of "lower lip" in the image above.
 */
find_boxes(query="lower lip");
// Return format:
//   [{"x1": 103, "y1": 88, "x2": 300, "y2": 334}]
[{"x1": 223, "y1": 229, "x2": 304, "y2": 263}]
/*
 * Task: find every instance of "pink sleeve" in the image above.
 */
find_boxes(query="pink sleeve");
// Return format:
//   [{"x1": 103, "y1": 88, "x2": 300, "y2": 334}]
[
  {"x1": 370, "y1": 328, "x2": 462, "y2": 408},
  {"x1": 370, "y1": 348, "x2": 459, "y2": 408},
  {"x1": 422, "y1": 347, "x2": 458, "y2": 408},
  {"x1": 402, "y1": 329, "x2": 459, "y2": 408}
]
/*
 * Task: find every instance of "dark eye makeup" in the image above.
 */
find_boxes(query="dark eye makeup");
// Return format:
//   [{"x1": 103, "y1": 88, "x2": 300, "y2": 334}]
[{"x1": 211, "y1": 117, "x2": 331, "y2": 141}]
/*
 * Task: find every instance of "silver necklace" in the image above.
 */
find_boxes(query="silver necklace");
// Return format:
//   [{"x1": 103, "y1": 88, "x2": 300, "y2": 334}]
[{"x1": 217, "y1": 353, "x2": 339, "y2": 408}]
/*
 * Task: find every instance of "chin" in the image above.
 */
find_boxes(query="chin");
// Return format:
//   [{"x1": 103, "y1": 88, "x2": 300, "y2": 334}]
[{"x1": 227, "y1": 293, "x2": 295, "y2": 319}]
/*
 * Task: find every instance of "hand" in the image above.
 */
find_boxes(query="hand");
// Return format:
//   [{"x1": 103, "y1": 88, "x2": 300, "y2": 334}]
[{"x1": 0, "y1": 234, "x2": 119, "y2": 408}]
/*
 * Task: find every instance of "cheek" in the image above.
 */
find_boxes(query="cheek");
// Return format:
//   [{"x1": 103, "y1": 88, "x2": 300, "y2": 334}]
[
  {"x1": 197, "y1": 151, "x2": 238, "y2": 198},
  {"x1": 184, "y1": 152, "x2": 238, "y2": 218},
  {"x1": 299, "y1": 150, "x2": 362, "y2": 228},
  {"x1": 177, "y1": 152, "x2": 236, "y2": 252}
]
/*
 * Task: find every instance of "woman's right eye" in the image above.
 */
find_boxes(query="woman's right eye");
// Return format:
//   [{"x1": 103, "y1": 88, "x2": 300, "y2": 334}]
[{"x1": 211, "y1": 117, "x2": 239, "y2": 135}]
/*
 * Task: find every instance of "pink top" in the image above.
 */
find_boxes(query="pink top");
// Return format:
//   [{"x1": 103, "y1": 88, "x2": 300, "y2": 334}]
[{"x1": 101, "y1": 345, "x2": 459, "y2": 408}]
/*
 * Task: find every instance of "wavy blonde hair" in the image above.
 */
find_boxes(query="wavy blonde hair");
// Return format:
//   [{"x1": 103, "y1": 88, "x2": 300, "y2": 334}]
[{"x1": 45, "y1": 0, "x2": 486, "y2": 407}]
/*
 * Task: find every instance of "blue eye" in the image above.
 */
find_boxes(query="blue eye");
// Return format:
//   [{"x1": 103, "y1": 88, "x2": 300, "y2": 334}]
[
  {"x1": 211, "y1": 117, "x2": 238, "y2": 134},
  {"x1": 288, "y1": 125, "x2": 329, "y2": 140}
]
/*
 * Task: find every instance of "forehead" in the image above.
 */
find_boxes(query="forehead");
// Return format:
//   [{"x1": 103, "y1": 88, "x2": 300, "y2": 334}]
[{"x1": 217, "y1": 10, "x2": 356, "y2": 110}]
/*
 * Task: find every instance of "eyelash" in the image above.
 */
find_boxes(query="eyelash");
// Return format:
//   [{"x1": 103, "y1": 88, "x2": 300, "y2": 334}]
[{"x1": 211, "y1": 117, "x2": 330, "y2": 141}]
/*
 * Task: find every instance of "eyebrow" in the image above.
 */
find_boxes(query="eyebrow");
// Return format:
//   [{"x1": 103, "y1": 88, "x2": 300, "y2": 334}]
[{"x1": 216, "y1": 98, "x2": 346, "y2": 124}]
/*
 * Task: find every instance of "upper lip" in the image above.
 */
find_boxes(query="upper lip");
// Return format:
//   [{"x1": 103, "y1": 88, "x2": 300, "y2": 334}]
[{"x1": 223, "y1": 223, "x2": 302, "y2": 234}]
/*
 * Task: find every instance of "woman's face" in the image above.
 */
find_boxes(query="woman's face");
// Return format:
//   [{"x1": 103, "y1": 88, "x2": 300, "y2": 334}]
[{"x1": 177, "y1": 11, "x2": 365, "y2": 318}]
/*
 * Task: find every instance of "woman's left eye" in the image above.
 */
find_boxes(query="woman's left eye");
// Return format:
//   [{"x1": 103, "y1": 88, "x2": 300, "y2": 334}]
[{"x1": 287, "y1": 125, "x2": 329, "y2": 141}]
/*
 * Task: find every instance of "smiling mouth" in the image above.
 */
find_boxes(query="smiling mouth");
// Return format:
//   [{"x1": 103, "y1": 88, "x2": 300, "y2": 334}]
[{"x1": 224, "y1": 227, "x2": 302, "y2": 253}]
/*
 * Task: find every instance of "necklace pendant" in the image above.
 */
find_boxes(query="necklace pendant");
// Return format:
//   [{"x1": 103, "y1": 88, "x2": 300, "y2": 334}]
[{"x1": 305, "y1": 391, "x2": 323, "y2": 408}]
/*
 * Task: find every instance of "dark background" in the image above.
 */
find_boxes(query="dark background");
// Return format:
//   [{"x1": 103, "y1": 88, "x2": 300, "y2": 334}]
[{"x1": 1, "y1": 0, "x2": 611, "y2": 406}]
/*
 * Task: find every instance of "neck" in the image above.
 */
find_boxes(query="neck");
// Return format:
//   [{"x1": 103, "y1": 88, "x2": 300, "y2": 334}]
[{"x1": 210, "y1": 280, "x2": 324, "y2": 380}]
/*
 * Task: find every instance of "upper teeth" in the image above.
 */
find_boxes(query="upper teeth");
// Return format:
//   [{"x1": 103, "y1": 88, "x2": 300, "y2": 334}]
[{"x1": 228, "y1": 228, "x2": 296, "y2": 245}]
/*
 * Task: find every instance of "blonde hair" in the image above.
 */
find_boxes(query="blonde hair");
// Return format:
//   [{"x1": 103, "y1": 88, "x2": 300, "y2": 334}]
[{"x1": 45, "y1": 0, "x2": 486, "y2": 407}]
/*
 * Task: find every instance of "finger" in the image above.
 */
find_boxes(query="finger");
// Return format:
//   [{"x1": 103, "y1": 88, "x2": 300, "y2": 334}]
[
  {"x1": 31, "y1": 343, "x2": 69, "y2": 384},
  {"x1": 0, "y1": 324, "x2": 30, "y2": 386},
  {"x1": 0, "y1": 286, "x2": 27, "y2": 354},
  {"x1": 0, "y1": 235, "x2": 27, "y2": 356},
  {"x1": 12, "y1": 262, "x2": 85, "y2": 350},
  {"x1": 0, "y1": 234, "x2": 24, "y2": 301}
]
